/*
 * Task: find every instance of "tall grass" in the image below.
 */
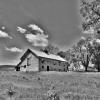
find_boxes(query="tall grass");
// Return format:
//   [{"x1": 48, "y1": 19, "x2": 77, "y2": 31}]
[{"x1": 0, "y1": 71, "x2": 100, "y2": 99}]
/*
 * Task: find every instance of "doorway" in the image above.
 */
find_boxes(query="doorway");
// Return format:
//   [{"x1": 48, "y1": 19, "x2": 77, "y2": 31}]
[
  {"x1": 16, "y1": 67, "x2": 20, "y2": 71},
  {"x1": 47, "y1": 66, "x2": 49, "y2": 71}
]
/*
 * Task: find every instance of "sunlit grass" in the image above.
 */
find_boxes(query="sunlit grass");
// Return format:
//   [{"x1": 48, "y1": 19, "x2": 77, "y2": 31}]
[{"x1": 0, "y1": 71, "x2": 100, "y2": 99}]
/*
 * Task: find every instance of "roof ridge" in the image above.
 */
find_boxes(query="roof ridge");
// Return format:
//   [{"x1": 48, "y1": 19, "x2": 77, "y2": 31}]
[{"x1": 30, "y1": 48, "x2": 67, "y2": 62}]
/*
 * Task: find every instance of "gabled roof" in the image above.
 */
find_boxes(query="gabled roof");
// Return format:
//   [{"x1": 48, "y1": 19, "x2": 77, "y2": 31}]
[{"x1": 21, "y1": 49, "x2": 67, "y2": 62}]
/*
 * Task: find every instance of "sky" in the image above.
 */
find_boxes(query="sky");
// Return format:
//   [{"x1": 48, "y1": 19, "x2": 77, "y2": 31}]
[{"x1": 0, "y1": 0, "x2": 82, "y2": 65}]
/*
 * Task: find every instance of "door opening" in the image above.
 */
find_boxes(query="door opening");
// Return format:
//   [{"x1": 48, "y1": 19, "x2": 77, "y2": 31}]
[
  {"x1": 16, "y1": 67, "x2": 20, "y2": 71},
  {"x1": 47, "y1": 66, "x2": 49, "y2": 71}
]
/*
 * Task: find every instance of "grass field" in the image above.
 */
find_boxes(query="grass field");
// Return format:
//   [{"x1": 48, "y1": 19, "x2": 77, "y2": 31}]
[{"x1": 0, "y1": 71, "x2": 100, "y2": 100}]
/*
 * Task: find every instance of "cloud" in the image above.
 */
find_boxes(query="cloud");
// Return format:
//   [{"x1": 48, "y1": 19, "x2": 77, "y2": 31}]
[
  {"x1": 17, "y1": 24, "x2": 49, "y2": 47},
  {"x1": 5, "y1": 47, "x2": 23, "y2": 53},
  {"x1": 28, "y1": 24, "x2": 44, "y2": 33},
  {"x1": 0, "y1": 30, "x2": 12, "y2": 39},
  {"x1": 1, "y1": 26, "x2": 6, "y2": 30},
  {"x1": 17, "y1": 27, "x2": 27, "y2": 34},
  {"x1": 25, "y1": 33, "x2": 48, "y2": 47}
]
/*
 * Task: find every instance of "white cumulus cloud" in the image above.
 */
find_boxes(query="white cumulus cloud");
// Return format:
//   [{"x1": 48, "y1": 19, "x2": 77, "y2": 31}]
[
  {"x1": 25, "y1": 33, "x2": 48, "y2": 47},
  {"x1": 28, "y1": 24, "x2": 44, "y2": 33},
  {"x1": 17, "y1": 27, "x2": 27, "y2": 34},
  {"x1": 1, "y1": 26, "x2": 6, "y2": 30},
  {"x1": 5, "y1": 47, "x2": 23, "y2": 53},
  {"x1": 0, "y1": 30, "x2": 12, "y2": 39},
  {"x1": 17, "y1": 24, "x2": 49, "y2": 47}
]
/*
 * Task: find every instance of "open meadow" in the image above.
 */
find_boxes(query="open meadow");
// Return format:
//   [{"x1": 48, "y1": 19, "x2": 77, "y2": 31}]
[{"x1": 0, "y1": 71, "x2": 100, "y2": 100}]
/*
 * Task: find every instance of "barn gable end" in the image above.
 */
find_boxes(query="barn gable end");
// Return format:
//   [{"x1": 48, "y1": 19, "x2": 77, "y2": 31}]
[{"x1": 16, "y1": 49, "x2": 39, "y2": 71}]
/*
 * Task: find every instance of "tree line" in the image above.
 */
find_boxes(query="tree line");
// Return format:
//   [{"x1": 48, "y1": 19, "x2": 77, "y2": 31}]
[{"x1": 41, "y1": 0, "x2": 100, "y2": 72}]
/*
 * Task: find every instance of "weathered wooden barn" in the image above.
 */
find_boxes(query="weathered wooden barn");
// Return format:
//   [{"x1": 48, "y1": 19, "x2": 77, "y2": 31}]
[{"x1": 15, "y1": 49, "x2": 68, "y2": 72}]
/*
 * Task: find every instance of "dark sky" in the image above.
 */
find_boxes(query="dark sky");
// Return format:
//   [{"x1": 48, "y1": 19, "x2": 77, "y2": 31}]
[{"x1": 0, "y1": 0, "x2": 82, "y2": 65}]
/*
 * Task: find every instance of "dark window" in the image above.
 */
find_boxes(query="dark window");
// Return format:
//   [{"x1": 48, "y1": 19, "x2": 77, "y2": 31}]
[
  {"x1": 41, "y1": 59, "x2": 45, "y2": 63},
  {"x1": 27, "y1": 57, "x2": 31, "y2": 66},
  {"x1": 24, "y1": 65, "x2": 26, "y2": 68},
  {"x1": 16, "y1": 67, "x2": 20, "y2": 71},
  {"x1": 42, "y1": 66, "x2": 44, "y2": 69},
  {"x1": 54, "y1": 61, "x2": 56, "y2": 65},
  {"x1": 59, "y1": 62, "x2": 61, "y2": 66},
  {"x1": 64, "y1": 68, "x2": 66, "y2": 71},
  {"x1": 60, "y1": 62, "x2": 63, "y2": 66}
]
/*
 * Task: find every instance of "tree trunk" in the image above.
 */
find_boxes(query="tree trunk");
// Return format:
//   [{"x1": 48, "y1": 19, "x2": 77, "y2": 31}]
[
  {"x1": 82, "y1": 55, "x2": 89, "y2": 72},
  {"x1": 85, "y1": 66, "x2": 88, "y2": 72},
  {"x1": 97, "y1": 64, "x2": 100, "y2": 72},
  {"x1": 85, "y1": 55, "x2": 89, "y2": 72},
  {"x1": 82, "y1": 63, "x2": 88, "y2": 72}
]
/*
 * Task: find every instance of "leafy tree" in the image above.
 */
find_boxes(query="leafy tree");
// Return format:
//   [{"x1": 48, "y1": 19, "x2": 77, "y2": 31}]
[
  {"x1": 91, "y1": 41, "x2": 100, "y2": 71},
  {"x1": 57, "y1": 51, "x2": 66, "y2": 58},
  {"x1": 57, "y1": 37, "x2": 95, "y2": 71},
  {"x1": 40, "y1": 44, "x2": 59, "y2": 54},
  {"x1": 58, "y1": 45, "x2": 84, "y2": 71},
  {"x1": 80, "y1": 0, "x2": 100, "y2": 35},
  {"x1": 70, "y1": 37, "x2": 94, "y2": 71},
  {"x1": 80, "y1": 0, "x2": 100, "y2": 72}
]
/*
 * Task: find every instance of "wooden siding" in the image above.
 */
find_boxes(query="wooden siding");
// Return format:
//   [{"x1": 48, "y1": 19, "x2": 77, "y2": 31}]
[
  {"x1": 17, "y1": 49, "x2": 68, "y2": 72},
  {"x1": 19, "y1": 53, "x2": 39, "y2": 72}
]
